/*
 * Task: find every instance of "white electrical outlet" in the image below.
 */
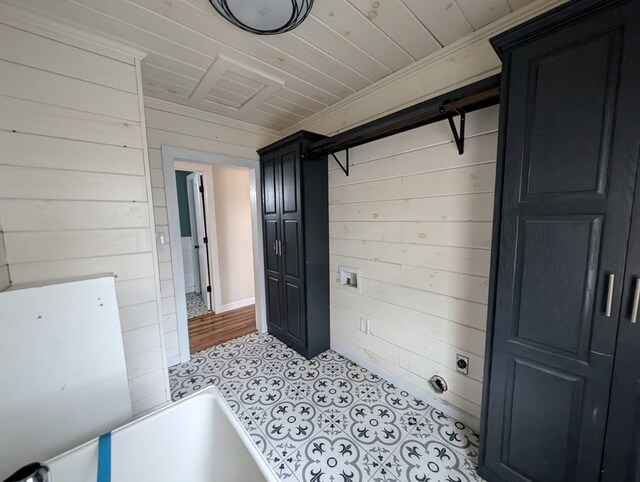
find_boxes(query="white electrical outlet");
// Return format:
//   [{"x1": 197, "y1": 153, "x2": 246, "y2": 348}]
[{"x1": 360, "y1": 317, "x2": 370, "y2": 334}]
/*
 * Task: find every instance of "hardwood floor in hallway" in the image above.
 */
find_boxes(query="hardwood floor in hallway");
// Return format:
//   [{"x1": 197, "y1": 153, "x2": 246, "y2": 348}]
[{"x1": 187, "y1": 304, "x2": 256, "y2": 353}]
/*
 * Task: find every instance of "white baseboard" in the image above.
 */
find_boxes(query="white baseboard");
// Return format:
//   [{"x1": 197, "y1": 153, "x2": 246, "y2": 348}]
[
  {"x1": 217, "y1": 297, "x2": 255, "y2": 313},
  {"x1": 331, "y1": 340, "x2": 480, "y2": 431}
]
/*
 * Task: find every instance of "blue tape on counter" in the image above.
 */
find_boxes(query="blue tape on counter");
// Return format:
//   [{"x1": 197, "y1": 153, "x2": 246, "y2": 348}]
[{"x1": 97, "y1": 432, "x2": 111, "y2": 482}]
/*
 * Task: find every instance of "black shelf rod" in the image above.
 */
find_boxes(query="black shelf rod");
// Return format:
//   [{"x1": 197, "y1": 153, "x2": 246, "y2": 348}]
[{"x1": 305, "y1": 74, "x2": 500, "y2": 158}]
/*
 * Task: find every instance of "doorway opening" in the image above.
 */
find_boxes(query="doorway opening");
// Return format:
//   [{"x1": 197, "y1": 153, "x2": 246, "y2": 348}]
[
  {"x1": 176, "y1": 170, "x2": 213, "y2": 319},
  {"x1": 162, "y1": 146, "x2": 267, "y2": 365}
]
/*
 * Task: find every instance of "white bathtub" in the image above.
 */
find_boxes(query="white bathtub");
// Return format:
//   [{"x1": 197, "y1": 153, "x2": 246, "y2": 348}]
[{"x1": 46, "y1": 388, "x2": 277, "y2": 482}]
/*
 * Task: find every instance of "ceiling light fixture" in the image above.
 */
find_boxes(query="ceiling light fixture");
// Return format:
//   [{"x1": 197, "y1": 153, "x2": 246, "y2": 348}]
[{"x1": 209, "y1": 0, "x2": 314, "y2": 35}]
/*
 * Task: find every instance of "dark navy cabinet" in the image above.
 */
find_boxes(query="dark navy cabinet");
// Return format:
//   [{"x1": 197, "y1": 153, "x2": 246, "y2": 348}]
[
  {"x1": 480, "y1": 1, "x2": 640, "y2": 481},
  {"x1": 258, "y1": 131, "x2": 330, "y2": 359}
]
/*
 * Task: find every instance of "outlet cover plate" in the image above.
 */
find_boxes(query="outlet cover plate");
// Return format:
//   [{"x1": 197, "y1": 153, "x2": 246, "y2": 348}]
[
  {"x1": 456, "y1": 354, "x2": 469, "y2": 375},
  {"x1": 360, "y1": 317, "x2": 369, "y2": 334}
]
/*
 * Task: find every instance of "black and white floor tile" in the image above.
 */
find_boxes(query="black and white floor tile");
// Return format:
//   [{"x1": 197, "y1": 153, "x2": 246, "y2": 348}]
[
  {"x1": 186, "y1": 291, "x2": 210, "y2": 318},
  {"x1": 168, "y1": 333, "x2": 484, "y2": 482}
]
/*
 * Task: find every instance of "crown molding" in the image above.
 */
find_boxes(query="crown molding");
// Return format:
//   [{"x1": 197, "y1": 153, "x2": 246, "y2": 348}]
[
  {"x1": 143, "y1": 96, "x2": 280, "y2": 138},
  {"x1": 0, "y1": 2, "x2": 147, "y2": 63},
  {"x1": 281, "y1": 0, "x2": 567, "y2": 136}
]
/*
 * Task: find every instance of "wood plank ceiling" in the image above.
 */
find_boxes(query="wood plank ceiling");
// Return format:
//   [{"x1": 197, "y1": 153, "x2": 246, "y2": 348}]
[{"x1": 8, "y1": 0, "x2": 535, "y2": 131}]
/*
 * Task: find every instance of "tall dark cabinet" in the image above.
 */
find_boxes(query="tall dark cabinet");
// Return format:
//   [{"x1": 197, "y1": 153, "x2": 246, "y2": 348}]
[
  {"x1": 479, "y1": 1, "x2": 640, "y2": 481},
  {"x1": 258, "y1": 131, "x2": 330, "y2": 359}
]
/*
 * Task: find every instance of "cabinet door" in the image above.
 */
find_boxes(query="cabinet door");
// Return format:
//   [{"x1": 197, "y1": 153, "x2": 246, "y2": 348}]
[
  {"x1": 602, "y1": 5, "x2": 640, "y2": 474},
  {"x1": 481, "y1": 5, "x2": 639, "y2": 482},
  {"x1": 279, "y1": 147, "x2": 306, "y2": 348},
  {"x1": 262, "y1": 155, "x2": 284, "y2": 335}
]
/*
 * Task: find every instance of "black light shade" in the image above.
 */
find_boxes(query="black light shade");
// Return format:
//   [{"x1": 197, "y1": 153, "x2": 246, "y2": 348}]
[{"x1": 209, "y1": 0, "x2": 314, "y2": 35}]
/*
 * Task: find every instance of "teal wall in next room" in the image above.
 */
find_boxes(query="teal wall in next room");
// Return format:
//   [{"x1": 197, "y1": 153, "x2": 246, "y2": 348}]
[{"x1": 175, "y1": 170, "x2": 192, "y2": 238}]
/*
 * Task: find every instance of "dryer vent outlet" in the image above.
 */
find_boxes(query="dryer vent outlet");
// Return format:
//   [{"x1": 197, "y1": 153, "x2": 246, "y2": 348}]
[{"x1": 429, "y1": 375, "x2": 448, "y2": 394}]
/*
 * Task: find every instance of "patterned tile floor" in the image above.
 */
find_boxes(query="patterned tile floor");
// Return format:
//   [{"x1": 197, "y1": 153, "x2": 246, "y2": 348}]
[
  {"x1": 169, "y1": 332, "x2": 483, "y2": 482},
  {"x1": 186, "y1": 291, "x2": 211, "y2": 318}
]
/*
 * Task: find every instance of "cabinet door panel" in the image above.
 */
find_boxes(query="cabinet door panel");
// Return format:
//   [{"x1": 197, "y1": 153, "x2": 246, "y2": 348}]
[
  {"x1": 521, "y1": 31, "x2": 618, "y2": 199},
  {"x1": 267, "y1": 275, "x2": 283, "y2": 332},
  {"x1": 262, "y1": 156, "x2": 278, "y2": 215},
  {"x1": 504, "y1": 357, "x2": 584, "y2": 482},
  {"x1": 281, "y1": 149, "x2": 298, "y2": 214},
  {"x1": 264, "y1": 219, "x2": 280, "y2": 274},
  {"x1": 284, "y1": 281, "x2": 304, "y2": 345},
  {"x1": 282, "y1": 219, "x2": 300, "y2": 278},
  {"x1": 514, "y1": 216, "x2": 602, "y2": 357},
  {"x1": 481, "y1": 4, "x2": 640, "y2": 482}
]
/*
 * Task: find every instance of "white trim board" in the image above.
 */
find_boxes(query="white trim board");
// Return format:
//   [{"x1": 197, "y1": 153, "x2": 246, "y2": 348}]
[
  {"x1": 331, "y1": 340, "x2": 480, "y2": 431},
  {"x1": 162, "y1": 145, "x2": 267, "y2": 364},
  {"x1": 134, "y1": 58, "x2": 172, "y2": 406}
]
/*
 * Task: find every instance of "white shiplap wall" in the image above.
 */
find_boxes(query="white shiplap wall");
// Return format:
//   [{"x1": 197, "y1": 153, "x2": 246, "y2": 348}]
[
  {"x1": 329, "y1": 105, "x2": 499, "y2": 421},
  {"x1": 0, "y1": 20, "x2": 170, "y2": 415},
  {"x1": 144, "y1": 99, "x2": 278, "y2": 363}
]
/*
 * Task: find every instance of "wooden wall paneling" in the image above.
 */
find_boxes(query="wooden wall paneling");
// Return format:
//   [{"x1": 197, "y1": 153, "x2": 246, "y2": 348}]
[
  {"x1": 115, "y1": 277, "x2": 158, "y2": 307},
  {"x1": 0, "y1": 166, "x2": 148, "y2": 202},
  {"x1": 330, "y1": 287, "x2": 486, "y2": 356},
  {"x1": 401, "y1": 0, "x2": 473, "y2": 46},
  {"x1": 0, "y1": 96, "x2": 143, "y2": 148},
  {"x1": 5, "y1": 229, "x2": 152, "y2": 263},
  {"x1": 8, "y1": 254, "x2": 155, "y2": 285},
  {"x1": 0, "y1": 23, "x2": 137, "y2": 92},
  {"x1": 325, "y1": 108, "x2": 498, "y2": 426},
  {"x1": 329, "y1": 221, "x2": 402, "y2": 243},
  {"x1": 119, "y1": 301, "x2": 164, "y2": 332},
  {"x1": 0, "y1": 59, "x2": 140, "y2": 120},
  {"x1": 330, "y1": 301, "x2": 484, "y2": 379},
  {"x1": 456, "y1": 0, "x2": 512, "y2": 29},
  {"x1": 328, "y1": 135, "x2": 498, "y2": 187},
  {"x1": 401, "y1": 221, "x2": 493, "y2": 249},
  {"x1": 0, "y1": 131, "x2": 144, "y2": 175},
  {"x1": 310, "y1": 0, "x2": 413, "y2": 71},
  {"x1": 0, "y1": 200, "x2": 150, "y2": 233},
  {"x1": 346, "y1": 0, "x2": 441, "y2": 59},
  {"x1": 0, "y1": 20, "x2": 170, "y2": 414},
  {"x1": 330, "y1": 238, "x2": 491, "y2": 276},
  {"x1": 294, "y1": 17, "x2": 392, "y2": 82},
  {"x1": 329, "y1": 192, "x2": 494, "y2": 223}
]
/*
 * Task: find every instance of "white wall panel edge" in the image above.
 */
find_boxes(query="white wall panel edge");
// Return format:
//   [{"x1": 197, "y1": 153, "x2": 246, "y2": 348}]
[{"x1": 135, "y1": 57, "x2": 171, "y2": 407}]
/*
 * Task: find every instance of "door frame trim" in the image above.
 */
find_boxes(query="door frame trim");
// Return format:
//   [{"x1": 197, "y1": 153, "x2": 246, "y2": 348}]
[{"x1": 162, "y1": 145, "x2": 267, "y2": 365}]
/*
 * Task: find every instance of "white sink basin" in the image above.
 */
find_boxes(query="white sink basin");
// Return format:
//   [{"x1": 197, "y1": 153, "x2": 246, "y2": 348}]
[{"x1": 46, "y1": 387, "x2": 277, "y2": 482}]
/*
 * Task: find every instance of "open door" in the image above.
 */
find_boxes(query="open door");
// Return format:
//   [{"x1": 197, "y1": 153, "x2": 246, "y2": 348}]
[{"x1": 186, "y1": 173, "x2": 212, "y2": 312}]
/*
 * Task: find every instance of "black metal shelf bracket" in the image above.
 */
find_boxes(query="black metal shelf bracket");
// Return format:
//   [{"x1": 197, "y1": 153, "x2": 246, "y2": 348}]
[
  {"x1": 331, "y1": 149, "x2": 349, "y2": 176},
  {"x1": 442, "y1": 108, "x2": 466, "y2": 155}
]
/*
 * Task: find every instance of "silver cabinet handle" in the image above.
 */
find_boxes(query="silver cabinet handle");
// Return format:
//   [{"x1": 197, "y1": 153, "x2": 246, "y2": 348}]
[
  {"x1": 276, "y1": 240, "x2": 281, "y2": 256},
  {"x1": 631, "y1": 278, "x2": 640, "y2": 324},
  {"x1": 605, "y1": 273, "x2": 615, "y2": 317},
  {"x1": 273, "y1": 241, "x2": 278, "y2": 255}
]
